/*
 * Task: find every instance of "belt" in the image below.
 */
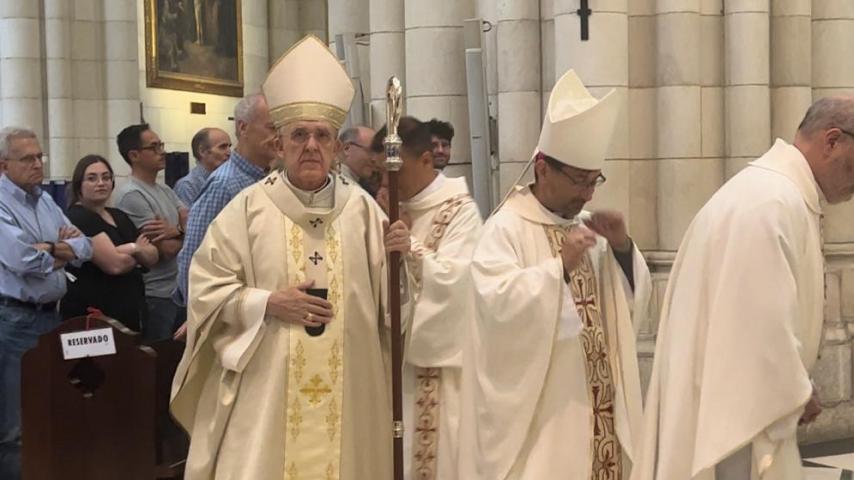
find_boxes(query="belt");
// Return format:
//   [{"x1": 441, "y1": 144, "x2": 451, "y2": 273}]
[{"x1": 0, "y1": 295, "x2": 58, "y2": 312}]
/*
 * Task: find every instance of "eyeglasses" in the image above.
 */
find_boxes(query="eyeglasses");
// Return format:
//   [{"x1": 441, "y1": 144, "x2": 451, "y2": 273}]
[
  {"x1": 346, "y1": 142, "x2": 372, "y2": 152},
  {"x1": 837, "y1": 127, "x2": 854, "y2": 139},
  {"x1": 137, "y1": 142, "x2": 166, "y2": 153},
  {"x1": 553, "y1": 165, "x2": 606, "y2": 188},
  {"x1": 83, "y1": 173, "x2": 113, "y2": 183},
  {"x1": 290, "y1": 128, "x2": 334, "y2": 146},
  {"x1": 8, "y1": 153, "x2": 44, "y2": 165}
]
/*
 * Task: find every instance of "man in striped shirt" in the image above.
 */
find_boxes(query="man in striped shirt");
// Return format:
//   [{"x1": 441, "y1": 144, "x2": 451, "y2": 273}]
[{"x1": 173, "y1": 93, "x2": 278, "y2": 336}]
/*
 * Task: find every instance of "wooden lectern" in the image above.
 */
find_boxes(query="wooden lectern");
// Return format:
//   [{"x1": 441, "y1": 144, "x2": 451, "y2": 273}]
[{"x1": 20, "y1": 315, "x2": 187, "y2": 479}]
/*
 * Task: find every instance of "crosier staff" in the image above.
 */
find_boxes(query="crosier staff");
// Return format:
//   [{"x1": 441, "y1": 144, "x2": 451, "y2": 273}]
[{"x1": 383, "y1": 76, "x2": 404, "y2": 480}]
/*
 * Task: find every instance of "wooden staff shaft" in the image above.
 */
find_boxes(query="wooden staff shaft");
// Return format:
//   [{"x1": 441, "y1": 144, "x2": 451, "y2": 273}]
[{"x1": 387, "y1": 167, "x2": 404, "y2": 480}]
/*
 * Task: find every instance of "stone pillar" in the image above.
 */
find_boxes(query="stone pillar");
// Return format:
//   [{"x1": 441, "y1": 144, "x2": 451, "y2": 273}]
[
  {"x1": 243, "y1": 0, "x2": 270, "y2": 91},
  {"x1": 300, "y1": 0, "x2": 328, "y2": 41},
  {"x1": 328, "y1": 0, "x2": 368, "y2": 51},
  {"x1": 103, "y1": 0, "x2": 140, "y2": 177},
  {"x1": 404, "y1": 0, "x2": 474, "y2": 179},
  {"x1": 0, "y1": 0, "x2": 45, "y2": 141},
  {"x1": 269, "y1": 0, "x2": 302, "y2": 62},
  {"x1": 655, "y1": 0, "x2": 725, "y2": 251},
  {"x1": 554, "y1": 0, "x2": 630, "y2": 215},
  {"x1": 540, "y1": 0, "x2": 554, "y2": 109},
  {"x1": 69, "y1": 0, "x2": 108, "y2": 177},
  {"x1": 814, "y1": 0, "x2": 854, "y2": 243},
  {"x1": 493, "y1": 0, "x2": 540, "y2": 196},
  {"x1": 724, "y1": 0, "x2": 771, "y2": 177},
  {"x1": 43, "y1": 0, "x2": 74, "y2": 178},
  {"x1": 369, "y1": 0, "x2": 405, "y2": 128},
  {"x1": 770, "y1": 0, "x2": 811, "y2": 142},
  {"x1": 628, "y1": 0, "x2": 657, "y2": 251}
]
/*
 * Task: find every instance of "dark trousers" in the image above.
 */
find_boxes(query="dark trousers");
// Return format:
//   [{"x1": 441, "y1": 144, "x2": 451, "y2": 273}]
[
  {"x1": 0, "y1": 305, "x2": 60, "y2": 480},
  {"x1": 144, "y1": 296, "x2": 185, "y2": 343}
]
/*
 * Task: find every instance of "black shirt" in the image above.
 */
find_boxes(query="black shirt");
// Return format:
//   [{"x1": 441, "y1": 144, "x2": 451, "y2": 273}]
[{"x1": 61, "y1": 205, "x2": 147, "y2": 331}]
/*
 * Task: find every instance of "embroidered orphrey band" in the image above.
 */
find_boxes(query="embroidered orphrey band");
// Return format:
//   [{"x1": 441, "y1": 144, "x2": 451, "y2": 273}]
[
  {"x1": 545, "y1": 225, "x2": 622, "y2": 480},
  {"x1": 411, "y1": 193, "x2": 471, "y2": 480}
]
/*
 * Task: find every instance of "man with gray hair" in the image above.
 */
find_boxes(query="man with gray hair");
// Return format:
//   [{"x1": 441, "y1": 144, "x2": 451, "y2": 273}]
[
  {"x1": 337, "y1": 125, "x2": 380, "y2": 195},
  {"x1": 0, "y1": 127, "x2": 93, "y2": 478},
  {"x1": 632, "y1": 96, "x2": 854, "y2": 480},
  {"x1": 173, "y1": 127, "x2": 232, "y2": 206},
  {"x1": 173, "y1": 93, "x2": 278, "y2": 333}
]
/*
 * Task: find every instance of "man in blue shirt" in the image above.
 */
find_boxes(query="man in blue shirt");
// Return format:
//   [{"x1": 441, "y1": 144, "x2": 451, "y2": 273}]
[
  {"x1": 173, "y1": 93, "x2": 278, "y2": 336},
  {"x1": 174, "y1": 127, "x2": 232, "y2": 206},
  {"x1": 0, "y1": 127, "x2": 93, "y2": 479}
]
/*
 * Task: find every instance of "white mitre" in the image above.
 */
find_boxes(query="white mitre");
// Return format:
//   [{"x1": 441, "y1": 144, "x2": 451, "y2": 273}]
[
  {"x1": 535, "y1": 69, "x2": 620, "y2": 171},
  {"x1": 262, "y1": 35, "x2": 355, "y2": 130}
]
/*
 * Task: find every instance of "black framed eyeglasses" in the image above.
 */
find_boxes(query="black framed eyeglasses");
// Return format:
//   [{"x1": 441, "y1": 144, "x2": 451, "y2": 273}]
[
  {"x1": 137, "y1": 142, "x2": 166, "y2": 153},
  {"x1": 557, "y1": 169, "x2": 606, "y2": 188}
]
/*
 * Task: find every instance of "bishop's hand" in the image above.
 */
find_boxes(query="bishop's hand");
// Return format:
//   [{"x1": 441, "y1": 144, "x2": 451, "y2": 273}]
[
  {"x1": 800, "y1": 385, "x2": 822, "y2": 425},
  {"x1": 584, "y1": 210, "x2": 631, "y2": 253},
  {"x1": 560, "y1": 225, "x2": 597, "y2": 275},
  {"x1": 266, "y1": 279, "x2": 334, "y2": 328}
]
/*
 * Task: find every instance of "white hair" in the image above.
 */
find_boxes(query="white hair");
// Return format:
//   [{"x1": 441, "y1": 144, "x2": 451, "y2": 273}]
[
  {"x1": 233, "y1": 93, "x2": 267, "y2": 135},
  {"x1": 0, "y1": 126, "x2": 37, "y2": 159}
]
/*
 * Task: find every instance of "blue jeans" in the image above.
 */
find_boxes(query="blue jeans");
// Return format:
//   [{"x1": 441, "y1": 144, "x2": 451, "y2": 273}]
[
  {"x1": 0, "y1": 305, "x2": 60, "y2": 480},
  {"x1": 144, "y1": 296, "x2": 184, "y2": 343}
]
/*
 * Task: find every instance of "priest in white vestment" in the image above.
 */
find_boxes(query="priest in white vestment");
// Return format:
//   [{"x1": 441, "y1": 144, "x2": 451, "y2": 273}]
[
  {"x1": 631, "y1": 97, "x2": 854, "y2": 480},
  {"x1": 458, "y1": 70, "x2": 652, "y2": 480},
  {"x1": 170, "y1": 35, "x2": 412, "y2": 480},
  {"x1": 371, "y1": 117, "x2": 483, "y2": 480}
]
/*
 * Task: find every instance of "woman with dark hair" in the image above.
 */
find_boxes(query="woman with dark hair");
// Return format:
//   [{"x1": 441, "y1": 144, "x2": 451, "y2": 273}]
[{"x1": 61, "y1": 155, "x2": 159, "y2": 331}]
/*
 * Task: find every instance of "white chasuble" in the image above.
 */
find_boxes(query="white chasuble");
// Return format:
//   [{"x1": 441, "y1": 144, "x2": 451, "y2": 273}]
[
  {"x1": 171, "y1": 172, "x2": 396, "y2": 480},
  {"x1": 630, "y1": 139, "x2": 826, "y2": 480},
  {"x1": 400, "y1": 175, "x2": 483, "y2": 480},
  {"x1": 458, "y1": 185, "x2": 651, "y2": 480}
]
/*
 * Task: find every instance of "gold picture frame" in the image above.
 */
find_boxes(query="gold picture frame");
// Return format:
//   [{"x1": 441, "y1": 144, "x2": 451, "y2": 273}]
[{"x1": 144, "y1": 0, "x2": 244, "y2": 97}]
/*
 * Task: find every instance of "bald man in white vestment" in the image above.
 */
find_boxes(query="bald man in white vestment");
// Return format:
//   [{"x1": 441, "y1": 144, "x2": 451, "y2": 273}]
[{"x1": 631, "y1": 97, "x2": 854, "y2": 480}]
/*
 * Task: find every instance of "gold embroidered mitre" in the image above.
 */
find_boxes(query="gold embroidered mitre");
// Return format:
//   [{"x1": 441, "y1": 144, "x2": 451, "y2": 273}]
[{"x1": 262, "y1": 35, "x2": 355, "y2": 130}]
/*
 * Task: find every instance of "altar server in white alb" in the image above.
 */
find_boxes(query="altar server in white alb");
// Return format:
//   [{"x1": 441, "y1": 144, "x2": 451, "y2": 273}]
[
  {"x1": 458, "y1": 70, "x2": 652, "y2": 480},
  {"x1": 372, "y1": 117, "x2": 483, "y2": 480},
  {"x1": 170, "y1": 35, "x2": 412, "y2": 480},
  {"x1": 631, "y1": 96, "x2": 854, "y2": 480}
]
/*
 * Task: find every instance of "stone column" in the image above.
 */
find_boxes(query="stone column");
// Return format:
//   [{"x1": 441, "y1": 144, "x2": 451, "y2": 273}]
[
  {"x1": 404, "y1": 0, "x2": 474, "y2": 179},
  {"x1": 369, "y1": 0, "x2": 405, "y2": 128},
  {"x1": 540, "y1": 0, "x2": 554, "y2": 109},
  {"x1": 554, "y1": 0, "x2": 630, "y2": 215},
  {"x1": 808, "y1": 1, "x2": 854, "y2": 444},
  {"x1": 43, "y1": 0, "x2": 74, "y2": 178},
  {"x1": 69, "y1": 0, "x2": 108, "y2": 176},
  {"x1": 493, "y1": 0, "x2": 540, "y2": 195},
  {"x1": 300, "y1": 0, "x2": 328, "y2": 41},
  {"x1": 814, "y1": 1, "x2": 854, "y2": 243},
  {"x1": 0, "y1": 0, "x2": 45, "y2": 141},
  {"x1": 269, "y1": 0, "x2": 302, "y2": 62},
  {"x1": 103, "y1": 0, "x2": 140, "y2": 177},
  {"x1": 328, "y1": 0, "x2": 368, "y2": 51},
  {"x1": 724, "y1": 0, "x2": 771, "y2": 177},
  {"x1": 243, "y1": 0, "x2": 270, "y2": 91},
  {"x1": 628, "y1": 0, "x2": 657, "y2": 251},
  {"x1": 770, "y1": 0, "x2": 811, "y2": 142},
  {"x1": 655, "y1": 0, "x2": 725, "y2": 251}
]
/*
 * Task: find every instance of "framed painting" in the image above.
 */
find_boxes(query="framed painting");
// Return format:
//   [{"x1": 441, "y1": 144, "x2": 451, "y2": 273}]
[{"x1": 144, "y1": 0, "x2": 243, "y2": 97}]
